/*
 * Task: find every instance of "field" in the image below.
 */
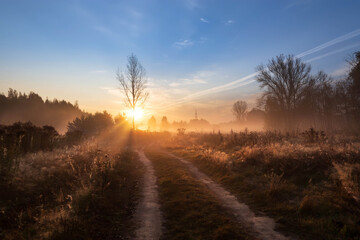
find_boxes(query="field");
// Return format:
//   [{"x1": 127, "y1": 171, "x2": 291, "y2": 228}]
[
  {"x1": 167, "y1": 131, "x2": 360, "y2": 239},
  {"x1": 1, "y1": 129, "x2": 360, "y2": 239},
  {"x1": 0, "y1": 140, "x2": 144, "y2": 239}
]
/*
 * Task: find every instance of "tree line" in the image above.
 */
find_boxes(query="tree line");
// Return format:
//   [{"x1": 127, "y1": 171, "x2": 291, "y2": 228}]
[
  {"x1": 233, "y1": 51, "x2": 360, "y2": 132},
  {"x1": 0, "y1": 89, "x2": 84, "y2": 133}
]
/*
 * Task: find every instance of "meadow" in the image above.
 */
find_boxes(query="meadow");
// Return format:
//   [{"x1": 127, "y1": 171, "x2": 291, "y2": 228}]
[
  {"x1": 0, "y1": 137, "x2": 143, "y2": 239},
  {"x1": 167, "y1": 130, "x2": 360, "y2": 239}
]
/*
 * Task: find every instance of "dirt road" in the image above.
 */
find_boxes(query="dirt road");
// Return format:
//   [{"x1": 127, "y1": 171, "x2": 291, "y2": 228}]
[
  {"x1": 134, "y1": 150, "x2": 162, "y2": 240},
  {"x1": 134, "y1": 149, "x2": 289, "y2": 240},
  {"x1": 167, "y1": 152, "x2": 290, "y2": 240}
]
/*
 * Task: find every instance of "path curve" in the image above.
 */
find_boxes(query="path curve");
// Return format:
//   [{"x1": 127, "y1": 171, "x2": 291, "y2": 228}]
[
  {"x1": 134, "y1": 150, "x2": 162, "y2": 240},
  {"x1": 167, "y1": 152, "x2": 290, "y2": 240}
]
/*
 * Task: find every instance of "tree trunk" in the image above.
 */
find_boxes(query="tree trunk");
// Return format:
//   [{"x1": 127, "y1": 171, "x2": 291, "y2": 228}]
[{"x1": 133, "y1": 107, "x2": 135, "y2": 129}]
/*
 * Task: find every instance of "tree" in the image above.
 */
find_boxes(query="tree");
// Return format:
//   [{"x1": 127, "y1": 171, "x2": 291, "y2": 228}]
[
  {"x1": 161, "y1": 116, "x2": 169, "y2": 131},
  {"x1": 147, "y1": 115, "x2": 156, "y2": 131},
  {"x1": 67, "y1": 111, "x2": 114, "y2": 137},
  {"x1": 256, "y1": 54, "x2": 327, "y2": 130},
  {"x1": 348, "y1": 51, "x2": 360, "y2": 95},
  {"x1": 348, "y1": 51, "x2": 360, "y2": 119},
  {"x1": 117, "y1": 54, "x2": 149, "y2": 129},
  {"x1": 232, "y1": 100, "x2": 248, "y2": 121},
  {"x1": 247, "y1": 108, "x2": 265, "y2": 124}
]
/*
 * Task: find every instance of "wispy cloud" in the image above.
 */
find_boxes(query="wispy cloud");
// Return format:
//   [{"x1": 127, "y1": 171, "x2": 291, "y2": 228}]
[
  {"x1": 174, "y1": 39, "x2": 194, "y2": 49},
  {"x1": 199, "y1": 37, "x2": 208, "y2": 44},
  {"x1": 285, "y1": 0, "x2": 313, "y2": 9},
  {"x1": 226, "y1": 20, "x2": 234, "y2": 25},
  {"x1": 100, "y1": 86, "x2": 121, "y2": 97},
  {"x1": 331, "y1": 65, "x2": 349, "y2": 78},
  {"x1": 200, "y1": 17, "x2": 209, "y2": 23},
  {"x1": 155, "y1": 29, "x2": 360, "y2": 112},
  {"x1": 185, "y1": 0, "x2": 200, "y2": 10},
  {"x1": 169, "y1": 71, "x2": 214, "y2": 87},
  {"x1": 127, "y1": 8, "x2": 143, "y2": 20},
  {"x1": 91, "y1": 70, "x2": 108, "y2": 74},
  {"x1": 169, "y1": 78, "x2": 207, "y2": 87}
]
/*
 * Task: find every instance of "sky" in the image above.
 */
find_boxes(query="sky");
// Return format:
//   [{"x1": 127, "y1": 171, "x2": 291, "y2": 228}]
[{"x1": 1, "y1": 0, "x2": 360, "y2": 124}]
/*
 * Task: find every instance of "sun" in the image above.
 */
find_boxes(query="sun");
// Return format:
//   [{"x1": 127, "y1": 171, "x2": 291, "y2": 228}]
[{"x1": 126, "y1": 107, "x2": 144, "y2": 122}]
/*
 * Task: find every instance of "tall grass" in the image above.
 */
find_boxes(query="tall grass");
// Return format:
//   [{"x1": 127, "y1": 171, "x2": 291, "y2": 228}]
[
  {"x1": 169, "y1": 130, "x2": 360, "y2": 239},
  {"x1": 0, "y1": 140, "x2": 143, "y2": 239}
]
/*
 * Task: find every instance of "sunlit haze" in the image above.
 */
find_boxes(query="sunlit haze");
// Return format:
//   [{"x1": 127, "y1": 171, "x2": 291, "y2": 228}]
[
  {"x1": 1, "y1": 0, "x2": 360, "y2": 126},
  {"x1": 2, "y1": 1, "x2": 360, "y2": 239}
]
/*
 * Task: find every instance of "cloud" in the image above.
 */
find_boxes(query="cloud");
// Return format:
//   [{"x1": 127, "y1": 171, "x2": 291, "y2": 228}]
[
  {"x1": 199, "y1": 37, "x2": 207, "y2": 44},
  {"x1": 185, "y1": 0, "x2": 199, "y2": 10},
  {"x1": 127, "y1": 8, "x2": 143, "y2": 20},
  {"x1": 169, "y1": 78, "x2": 207, "y2": 87},
  {"x1": 200, "y1": 18, "x2": 209, "y2": 23},
  {"x1": 100, "y1": 86, "x2": 122, "y2": 97},
  {"x1": 226, "y1": 20, "x2": 234, "y2": 25},
  {"x1": 93, "y1": 25, "x2": 114, "y2": 35},
  {"x1": 285, "y1": 0, "x2": 313, "y2": 9},
  {"x1": 91, "y1": 70, "x2": 108, "y2": 74},
  {"x1": 168, "y1": 70, "x2": 214, "y2": 87},
  {"x1": 331, "y1": 66, "x2": 349, "y2": 78},
  {"x1": 155, "y1": 28, "x2": 360, "y2": 112},
  {"x1": 174, "y1": 39, "x2": 194, "y2": 49}
]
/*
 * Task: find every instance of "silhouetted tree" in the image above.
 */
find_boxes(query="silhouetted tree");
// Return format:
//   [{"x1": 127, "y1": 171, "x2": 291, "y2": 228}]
[
  {"x1": 348, "y1": 51, "x2": 360, "y2": 124},
  {"x1": 348, "y1": 51, "x2": 360, "y2": 95},
  {"x1": 114, "y1": 114, "x2": 126, "y2": 125},
  {"x1": 188, "y1": 118, "x2": 211, "y2": 130},
  {"x1": 232, "y1": 100, "x2": 248, "y2": 121},
  {"x1": 0, "y1": 89, "x2": 83, "y2": 133},
  {"x1": 256, "y1": 54, "x2": 329, "y2": 130},
  {"x1": 117, "y1": 54, "x2": 149, "y2": 129},
  {"x1": 147, "y1": 116, "x2": 156, "y2": 131},
  {"x1": 161, "y1": 116, "x2": 169, "y2": 131},
  {"x1": 172, "y1": 120, "x2": 187, "y2": 130},
  {"x1": 67, "y1": 111, "x2": 114, "y2": 137},
  {"x1": 247, "y1": 108, "x2": 265, "y2": 124}
]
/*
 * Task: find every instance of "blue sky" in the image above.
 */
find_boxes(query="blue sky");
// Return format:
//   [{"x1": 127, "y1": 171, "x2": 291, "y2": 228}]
[{"x1": 1, "y1": 0, "x2": 360, "y2": 123}]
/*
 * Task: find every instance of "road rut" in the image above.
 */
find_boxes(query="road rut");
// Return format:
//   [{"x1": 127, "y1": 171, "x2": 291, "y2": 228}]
[
  {"x1": 168, "y1": 152, "x2": 290, "y2": 240},
  {"x1": 134, "y1": 150, "x2": 162, "y2": 240}
]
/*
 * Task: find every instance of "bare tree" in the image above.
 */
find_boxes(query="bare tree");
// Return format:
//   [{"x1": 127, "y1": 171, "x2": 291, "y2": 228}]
[
  {"x1": 232, "y1": 100, "x2": 248, "y2": 121},
  {"x1": 117, "y1": 54, "x2": 149, "y2": 129},
  {"x1": 256, "y1": 55, "x2": 318, "y2": 130},
  {"x1": 256, "y1": 54, "x2": 314, "y2": 112},
  {"x1": 256, "y1": 54, "x2": 335, "y2": 130}
]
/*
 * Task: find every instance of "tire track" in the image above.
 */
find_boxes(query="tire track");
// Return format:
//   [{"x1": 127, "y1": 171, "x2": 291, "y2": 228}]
[
  {"x1": 134, "y1": 150, "x2": 162, "y2": 240},
  {"x1": 167, "y1": 152, "x2": 291, "y2": 240}
]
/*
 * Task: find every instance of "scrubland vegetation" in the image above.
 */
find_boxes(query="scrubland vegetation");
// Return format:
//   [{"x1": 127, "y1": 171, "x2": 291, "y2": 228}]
[
  {"x1": 0, "y1": 139, "x2": 143, "y2": 239},
  {"x1": 167, "y1": 130, "x2": 360, "y2": 239}
]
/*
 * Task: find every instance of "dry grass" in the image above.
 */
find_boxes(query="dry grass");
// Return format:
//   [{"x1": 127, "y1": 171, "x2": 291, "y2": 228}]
[
  {"x1": 145, "y1": 150, "x2": 252, "y2": 240},
  {"x1": 0, "y1": 140, "x2": 143, "y2": 240},
  {"x1": 168, "y1": 131, "x2": 360, "y2": 239}
]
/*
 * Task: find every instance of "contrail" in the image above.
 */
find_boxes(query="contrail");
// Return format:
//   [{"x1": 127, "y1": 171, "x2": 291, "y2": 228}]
[
  {"x1": 149, "y1": 28, "x2": 360, "y2": 114},
  {"x1": 305, "y1": 42, "x2": 360, "y2": 63},
  {"x1": 296, "y1": 28, "x2": 360, "y2": 58}
]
